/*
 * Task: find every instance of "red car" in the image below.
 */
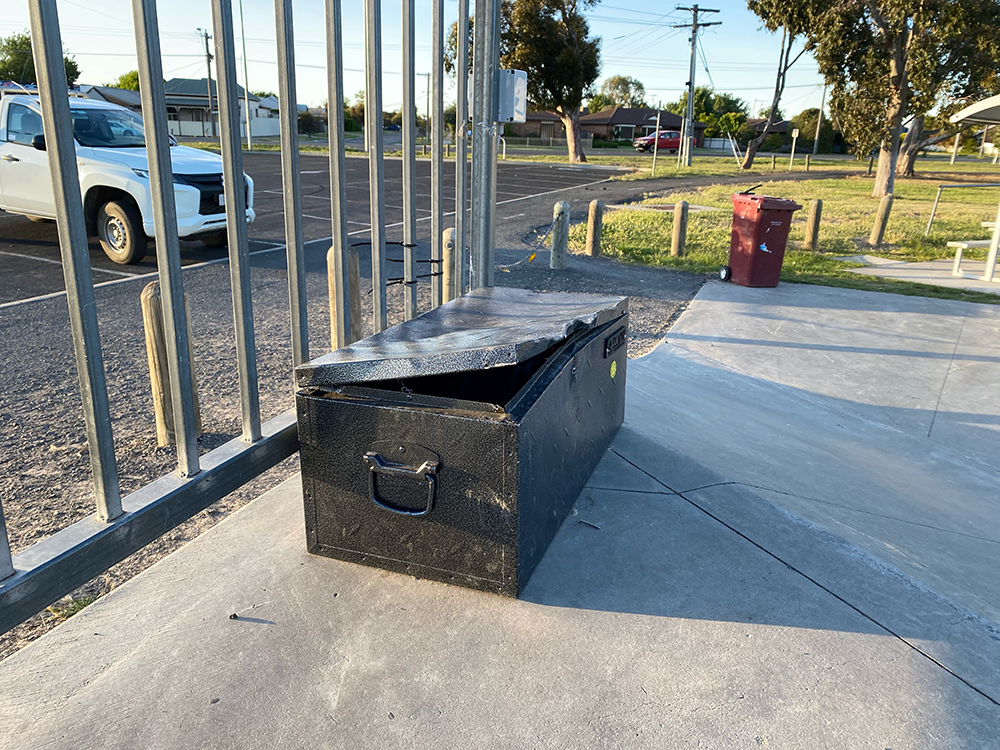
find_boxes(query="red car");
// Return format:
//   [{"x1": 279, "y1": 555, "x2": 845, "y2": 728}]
[{"x1": 633, "y1": 130, "x2": 681, "y2": 153}]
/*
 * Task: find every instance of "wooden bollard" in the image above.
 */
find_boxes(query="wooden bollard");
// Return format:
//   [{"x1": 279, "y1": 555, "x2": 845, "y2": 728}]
[
  {"x1": 771, "y1": 154, "x2": 776, "y2": 170},
  {"x1": 868, "y1": 193, "x2": 894, "y2": 246},
  {"x1": 805, "y1": 154, "x2": 810, "y2": 171},
  {"x1": 140, "y1": 281, "x2": 202, "y2": 447},
  {"x1": 805, "y1": 199, "x2": 822, "y2": 250},
  {"x1": 585, "y1": 200, "x2": 604, "y2": 257},
  {"x1": 671, "y1": 200, "x2": 689, "y2": 257},
  {"x1": 348, "y1": 245, "x2": 364, "y2": 343},
  {"x1": 550, "y1": 201, "x2": 570, "y2": 270},
  {"x1": 442, "y1": 227, "x2": 457, "y2": 303}
]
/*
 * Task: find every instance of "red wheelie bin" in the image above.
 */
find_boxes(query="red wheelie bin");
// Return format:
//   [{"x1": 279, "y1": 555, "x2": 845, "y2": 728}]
[{"x1": 720, "y1": 193, "x2": 802, "y2": 287}]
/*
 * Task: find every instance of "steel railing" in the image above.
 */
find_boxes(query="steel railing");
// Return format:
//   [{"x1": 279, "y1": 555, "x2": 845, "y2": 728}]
[{"x1": 0, "y1": 0, "x2": 498, "y2": 635}]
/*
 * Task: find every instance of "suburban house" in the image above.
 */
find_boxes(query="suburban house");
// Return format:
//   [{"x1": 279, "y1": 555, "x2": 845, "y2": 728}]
[
  {"x1": 578, "y1": 107, "x2": 707, "y2": 145},
  {"x1": 746, "y1": 118, "x2": 792, "y2": 134},
  {"x1": 83, "y1": 78, "x2": 277, "y2": 138}
]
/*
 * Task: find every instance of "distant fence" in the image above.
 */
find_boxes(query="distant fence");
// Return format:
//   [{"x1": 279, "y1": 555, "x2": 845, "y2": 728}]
[{"x1": 167, "y1": 118, "x2": 282, "y2": 138}]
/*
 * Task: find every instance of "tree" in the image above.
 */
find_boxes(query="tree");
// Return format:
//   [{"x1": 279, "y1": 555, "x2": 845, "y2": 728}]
[
  {"x1": 754, "y1": 0, "x2": 1000, "y2": 195},
  {"x1": 298, "y1": 110, "x2": 319, "y2": 134},
  {"x1": 791, "y1": 107, "x2": 834, "y2": 153},
  {"x1": 103, "y1": 70, "x2": 140, "y2": 90},
  {"x1": 0, "y1": 30, "x2": 79, "y2": 86},
  {"x1": 587, "y1": 92, "x2": 613, "y2": 113},
  {"x1": 599, "y1": 75, "x2": 646, "y2": 108},
  {"x1": 446, "y1": 0, "x2": 600, "y2": 163},
  {"x1": 252, "y1": 90, "x2": 276, "y2": 99},
  {"x1": 743, "y1": 4, "x2": 813, "y2": 169}
]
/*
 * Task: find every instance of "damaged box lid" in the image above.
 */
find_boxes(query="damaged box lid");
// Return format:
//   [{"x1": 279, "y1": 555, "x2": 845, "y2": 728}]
[{"x1": 295, "y1": 286, "x2": 628, "y2": 388}]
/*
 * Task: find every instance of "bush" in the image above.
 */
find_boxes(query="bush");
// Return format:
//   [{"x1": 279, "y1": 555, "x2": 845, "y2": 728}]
[{"x1": 593, "y1": 139, "x2": 623, "y2": 148}]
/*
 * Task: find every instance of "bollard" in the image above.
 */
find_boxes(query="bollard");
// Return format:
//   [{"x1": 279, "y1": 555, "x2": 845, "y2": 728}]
[
  {"x1": 805, "y1": 154, "x2": 810, "y2": 172},
  {"x1": 140, "y1": 281, "x2": 202, "y2": 447},
  {"x1": 585, "y1": 199, "x2": 604, "y2": 257},
  {"x1": 671, "y1": 200, "x2": 689, "y2": 257},
  {"x1": 868, "y1": 193, "x2": 894, "y2": 246},
  {"x1": 442, "y1": 227, "x2": 457, "y2": 303},
  {"x1": 550, "y1": 201, "x2": 570, "y2": 270},
  {"x1": 805, "y1": 199, "x2": 822, "y2": 250},
  {"x1": 347, "y1": 245, "x2": 364, "y2": 343},
  {"x1": 771, "y1": 154, "x2": 776, "y2": 170}
]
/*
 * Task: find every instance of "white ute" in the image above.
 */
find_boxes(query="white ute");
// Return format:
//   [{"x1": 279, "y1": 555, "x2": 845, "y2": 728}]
[{"x1": 0, "y1": 93, "x2": 254, "y2": 264}]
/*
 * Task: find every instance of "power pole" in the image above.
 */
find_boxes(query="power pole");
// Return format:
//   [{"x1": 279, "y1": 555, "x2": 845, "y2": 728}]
[
  {"x1": 674, "y1": 5, "x2": 720, "y2": 166},
  {"x1": 197, "y1": 28, "x2": 215, "y2": 136},
  {"x1": 813, "y1": 83, "x2": 826, "y2": 155}
]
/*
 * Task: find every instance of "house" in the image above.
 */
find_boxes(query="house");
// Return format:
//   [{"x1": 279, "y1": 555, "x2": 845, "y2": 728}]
[
  {"x1": 82, "y1": 78, "x2": 280, "y2": 138},
  {"x1": 579, "y1": 107, "x2": 707, "y2": 145},
  {"x1": 747, "y1": 118, "x2": 792, "y2": 134}
]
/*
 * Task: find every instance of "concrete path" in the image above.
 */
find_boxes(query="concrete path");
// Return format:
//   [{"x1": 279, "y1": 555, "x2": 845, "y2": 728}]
[
  {"x1": 845, "y1": 257, "x2": 1000, "y2": 295},
  {"x1": 1, "y1": 281, "x2": 998, "y2": 748}
]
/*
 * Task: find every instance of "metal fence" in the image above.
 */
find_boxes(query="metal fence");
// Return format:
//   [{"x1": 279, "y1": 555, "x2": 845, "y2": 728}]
[{"x1": 0, "y1": 0, "x2": 500, "y2": 635}]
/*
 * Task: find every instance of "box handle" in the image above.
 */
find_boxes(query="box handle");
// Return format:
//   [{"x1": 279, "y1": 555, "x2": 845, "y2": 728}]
[{"x1": 363, "y1": 450, "x2": 439, "y2": 517}]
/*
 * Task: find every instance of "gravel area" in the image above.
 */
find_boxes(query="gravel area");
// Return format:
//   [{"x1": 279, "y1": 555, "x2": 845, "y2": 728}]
[{"x1": 0, "y1": 163, "x2": 767, "y2": 660}]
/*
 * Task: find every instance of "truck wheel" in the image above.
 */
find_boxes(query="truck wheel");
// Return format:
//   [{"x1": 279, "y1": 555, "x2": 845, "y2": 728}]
[
  {"x1": 97, "y1": 200, "x2": 147, "y2": 264},
  {"x1": 199, "y1": 231, "x2": 228, "y2": 248}
]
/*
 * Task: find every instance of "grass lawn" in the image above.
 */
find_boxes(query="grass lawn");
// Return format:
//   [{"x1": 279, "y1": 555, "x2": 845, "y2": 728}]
[{"x1": 567, "y1": 174, "x2": 1000, "y2": 305}]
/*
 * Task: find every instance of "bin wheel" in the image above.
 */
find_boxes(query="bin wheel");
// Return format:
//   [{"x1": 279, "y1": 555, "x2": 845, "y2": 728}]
[{"x1": 719, "y1": 265, "x2": 732, "y2": 282}]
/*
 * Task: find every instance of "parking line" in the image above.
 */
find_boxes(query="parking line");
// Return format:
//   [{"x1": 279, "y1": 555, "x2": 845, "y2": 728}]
[
  {"x1": 0, "y1": 250, "x2": 138, "y2": 278},
  {"x1": 0, "y1": 175, "x2": 613, "y2": 310}
]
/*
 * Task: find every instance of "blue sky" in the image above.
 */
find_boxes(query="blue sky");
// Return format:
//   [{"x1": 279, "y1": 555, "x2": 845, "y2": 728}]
[{"x1": 4, "y1": 0, "x2": 827, "y2": 117}]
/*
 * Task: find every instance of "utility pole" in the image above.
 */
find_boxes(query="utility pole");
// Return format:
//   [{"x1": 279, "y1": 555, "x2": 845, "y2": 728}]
[
  {"x1": 674, "y1": 5, "x2": 720, "y2": 167},
  {"x1": 197, "y1": 28, "x2": 215, "y2": 137},
  {"x1": 813, "y1": 83, "x2": 826, "y2": 155}
]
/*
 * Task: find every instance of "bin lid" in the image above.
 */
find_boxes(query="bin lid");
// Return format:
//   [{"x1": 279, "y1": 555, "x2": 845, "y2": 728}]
[
  {"x1": 296, "y1": 286, "x2": 628, "y2": 388},
  {"x1": 732, "y1": 194, "x2": 802, "y2": 212}
]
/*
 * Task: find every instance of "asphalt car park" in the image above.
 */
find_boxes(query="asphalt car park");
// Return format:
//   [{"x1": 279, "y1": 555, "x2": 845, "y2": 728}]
[{"x1": 0, "y1": 152, "x2": 624, "y2": 305}]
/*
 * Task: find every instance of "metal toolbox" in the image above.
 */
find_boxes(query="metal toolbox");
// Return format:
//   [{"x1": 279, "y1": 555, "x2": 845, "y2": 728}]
[{"x1": 295, "y1": 287, "x2": 628, "y2": 597}]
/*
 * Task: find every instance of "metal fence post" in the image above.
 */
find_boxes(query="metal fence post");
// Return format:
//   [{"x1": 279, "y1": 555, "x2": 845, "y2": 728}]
[
  {"x1": 402, "y1": 0, "x2": 418, "y2": 319},
  {"x1": 325, "y1": 0, "x2": 353, "y2": 347},
  {"x1": 211, "y1": 0, "x2": 261, "y2": 442},
  {"x1": 0, "y1": 502, "x2": 12, "y2": 580},
  {"x1": 471, "y1": 0, "x2": 499, "y2": 289},
  {"x1": 133, "y1": 0, "x2": 201, "y2": 475},
  {"x1": 29, "y1": 0, "x2": 122, "y2": 519},
  {"x1": 274, "y1": 0, "x2": 308, "y2": 367},
  {"x1": 364, "y1": 0, "x2": 388, "y2": 331},
  {"x1": 454, "y1": 0, "x2": 470, "y2": 296},
  {"x1": 430, "y1": 0, "x2": 445, "y2": 307}
]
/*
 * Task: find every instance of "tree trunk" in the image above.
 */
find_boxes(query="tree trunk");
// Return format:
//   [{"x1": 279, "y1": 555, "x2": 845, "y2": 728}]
[
  {"x1": 560, "y1": 110, "x2": 587, "y2": 163},
  {"x1": 742, "y1": 129, "x2": 770, "y2": 170},
  {"x1": 742, "y1": 27, "x2": 792, "y2": 170},
  {"x1": 872, "y1": 36, "x2": 908, "y2": 197},
  {"x1": 896, "y1": 115, "x2": 924, "y2": 177}
]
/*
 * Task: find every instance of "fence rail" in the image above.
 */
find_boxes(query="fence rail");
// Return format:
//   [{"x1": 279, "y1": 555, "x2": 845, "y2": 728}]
[{"x1": 0, "y1": 0, "x2": 497, "y2": 636}]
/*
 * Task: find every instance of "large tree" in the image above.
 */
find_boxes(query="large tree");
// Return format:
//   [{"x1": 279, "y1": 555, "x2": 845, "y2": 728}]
[
  {"x1": 0, "y1": 30, "x2": 79, "y2": 86},
  {"x1": 447, "y1": 0, "x2": 600, "y2": 163},
  {"x1": 753, "y1": 0, "x2": 1000, "y2": 196},
  {"x1": 599, "y1": 75, "x2": 646, "y2": 108}
]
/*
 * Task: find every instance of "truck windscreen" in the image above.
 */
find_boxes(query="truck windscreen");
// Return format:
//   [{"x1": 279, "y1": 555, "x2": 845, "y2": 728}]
[{"x1": 69, "y1": 108, "x2": 146, "y2": 148}]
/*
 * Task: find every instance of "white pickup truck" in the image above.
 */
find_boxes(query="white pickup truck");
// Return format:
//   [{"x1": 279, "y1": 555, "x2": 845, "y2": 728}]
[{"x1": 0, "y1": 93, "x2": 254, "y2": 264}]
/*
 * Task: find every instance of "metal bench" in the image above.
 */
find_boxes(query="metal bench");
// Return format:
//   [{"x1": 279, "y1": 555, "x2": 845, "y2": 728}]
[{"x1": 947, "y1": 240, "x2": 992, "y2": 277}]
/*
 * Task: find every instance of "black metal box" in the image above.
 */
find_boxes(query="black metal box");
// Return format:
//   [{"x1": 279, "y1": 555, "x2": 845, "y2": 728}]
[{"x1": 295, "y1": 287, "x2": 628, "y2": 597}]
